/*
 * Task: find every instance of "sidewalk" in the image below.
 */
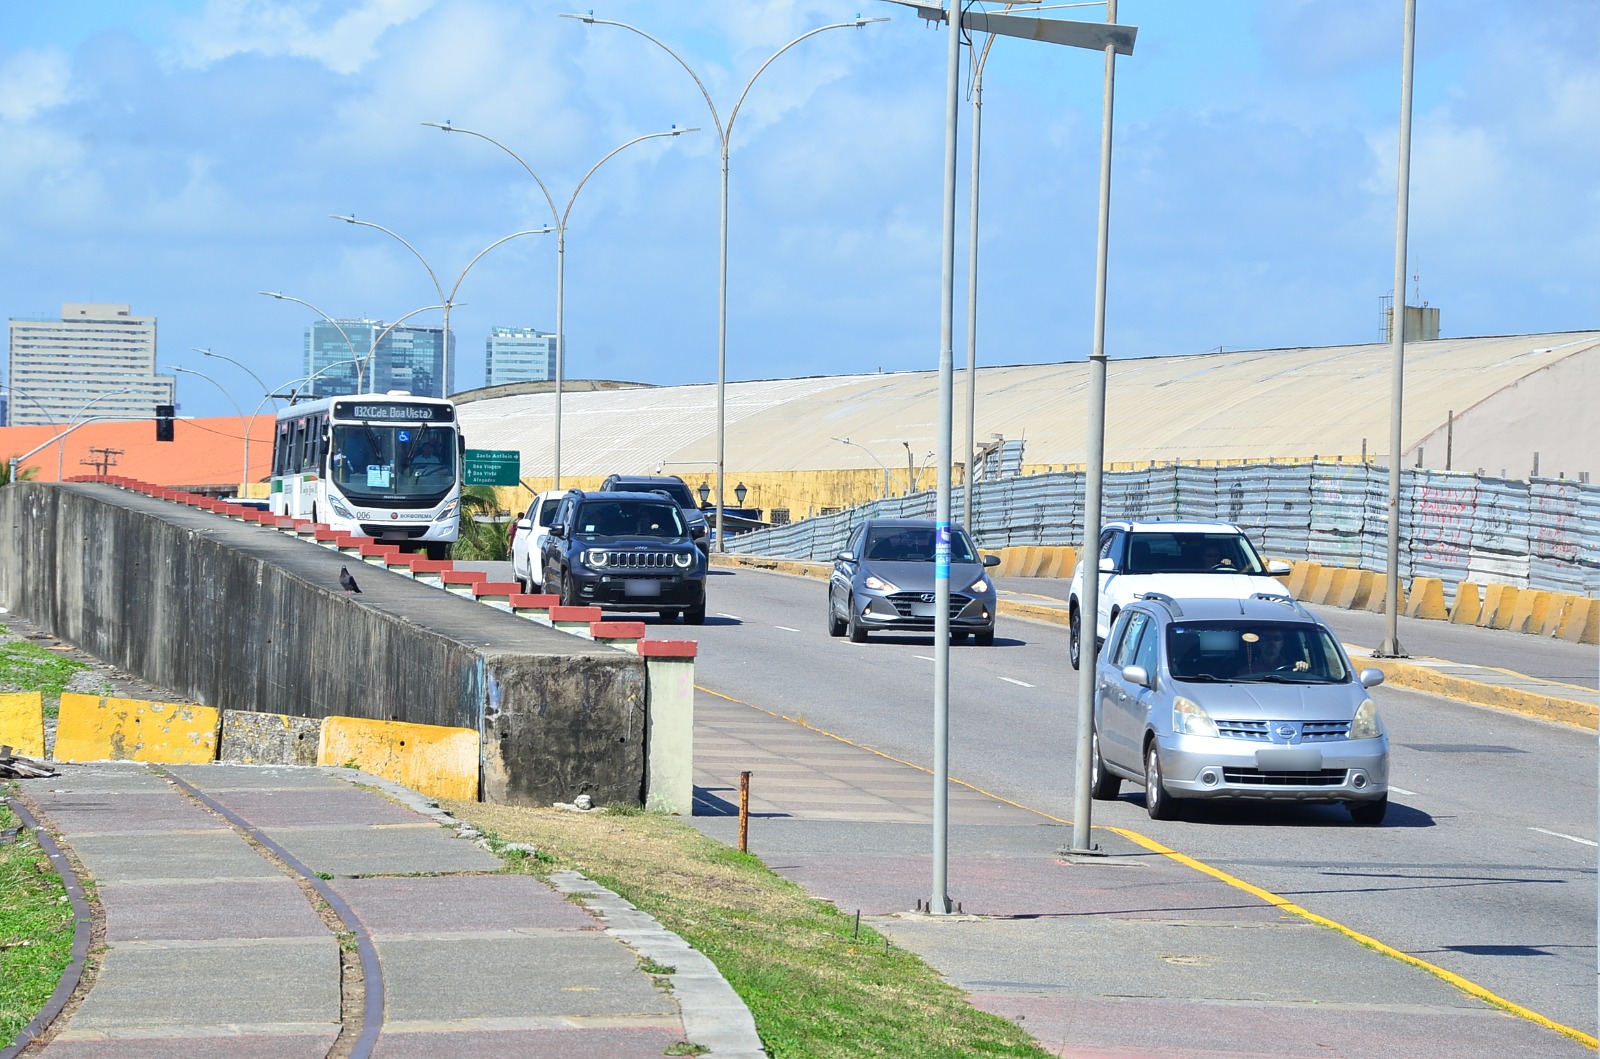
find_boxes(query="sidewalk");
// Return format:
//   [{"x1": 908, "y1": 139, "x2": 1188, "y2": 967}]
[{"x1": 12, "y1": 762, "x2": 763, "y2": 1059}]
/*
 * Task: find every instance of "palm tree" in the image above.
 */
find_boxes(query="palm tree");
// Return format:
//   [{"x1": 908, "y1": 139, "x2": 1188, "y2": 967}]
[
  {"x1": 451, "y1": 485, "x2": 509, "y2": 561},
  {"x1": 1, "y1": 458, "x2": 38, "y2": 487}
]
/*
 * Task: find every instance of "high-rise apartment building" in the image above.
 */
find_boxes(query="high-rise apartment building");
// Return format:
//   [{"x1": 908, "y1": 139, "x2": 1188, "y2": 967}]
[
  {"x1": 485, "y1": 327, "x2": 557, "y2": 386},
  {"x1": 304, "y1": 320, "x2": 453, "y2": 399},
  {"x1": 6, "y1": 303, "x2": 175, "y2": 426}
]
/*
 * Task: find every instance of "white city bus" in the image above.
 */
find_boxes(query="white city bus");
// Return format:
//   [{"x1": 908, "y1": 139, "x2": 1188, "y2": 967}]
[{"x1": 269, "y1": 392, "x2": 462, "y2": 558}]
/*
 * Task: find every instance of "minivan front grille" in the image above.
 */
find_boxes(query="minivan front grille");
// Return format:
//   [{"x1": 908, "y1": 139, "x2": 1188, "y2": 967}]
[{"x1": 1217, "y1": 719, "x2": 1353, "y2": 742}]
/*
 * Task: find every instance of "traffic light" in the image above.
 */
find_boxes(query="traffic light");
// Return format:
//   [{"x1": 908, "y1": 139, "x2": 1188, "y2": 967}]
[{"x1": 155, "y1": 404, "x2": 174, "y2": 442}]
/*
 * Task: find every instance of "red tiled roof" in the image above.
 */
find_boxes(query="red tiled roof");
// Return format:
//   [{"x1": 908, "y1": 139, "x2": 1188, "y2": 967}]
[{"x1": 0, "y1": 416, "x2": 275, "y2": 491}]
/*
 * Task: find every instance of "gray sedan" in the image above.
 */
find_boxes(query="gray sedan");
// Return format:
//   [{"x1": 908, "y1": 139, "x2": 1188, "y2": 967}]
[{"x1": 827, "y1": 518, "x2": 1001, "y2": 645}]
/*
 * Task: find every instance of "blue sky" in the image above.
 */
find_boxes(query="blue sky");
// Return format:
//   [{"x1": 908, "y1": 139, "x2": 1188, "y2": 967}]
[{"x1": 3, "y1": 0, "x2": 1596, "y2": 418}]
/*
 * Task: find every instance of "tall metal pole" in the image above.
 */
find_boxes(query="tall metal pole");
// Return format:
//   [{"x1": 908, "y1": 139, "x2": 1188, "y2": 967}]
[
  {"x1": 926, "y1": 0, "x2": 964, "y2": 918},
  {"x1": 562, "y1": 12, "x2": 883, "y2": 550},
  {"x1": 423, "y1": 122, "x2": 687, "y2": 487},
  {"x1": 168, "y1": 365, "x2": 247, "y2": 490},
  {"x1": 1070, "y1": 0, "x2": 1121, "y2": 855},
  {"x1": 58, "y1": 389, "x2": 136, "y2": 480},
  {"x1": 1378, "y1": 0, "x2": 1416, "y2": 659},
  {"x1": 259, "y1": 292, "x2": 365, "y2": 394}
]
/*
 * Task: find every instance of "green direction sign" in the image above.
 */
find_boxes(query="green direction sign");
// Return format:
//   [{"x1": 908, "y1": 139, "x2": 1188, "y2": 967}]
[{"x1": 463, "y1": 448, "x2": 521, "y2": 487}]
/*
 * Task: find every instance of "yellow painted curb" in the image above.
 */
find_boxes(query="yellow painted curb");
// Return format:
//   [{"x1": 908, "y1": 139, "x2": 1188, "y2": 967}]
[
  {"x1": 318, "y1": 715, "x2": 479, "y2": 801},
  {"x1": 0, "y1": 691, "x2": 46, "y2": 758},
  {"x1": 1367, "y1": 657, "x2": 1597, "y2": 732},
  {"x1": 54, "y1": 693, "x2": 220, "y2": 764}
]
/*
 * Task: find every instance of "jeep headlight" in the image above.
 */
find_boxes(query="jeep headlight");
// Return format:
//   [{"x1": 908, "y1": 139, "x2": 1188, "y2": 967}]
[
  {"x1": 864, "y1": 575, "x2": 898, "y2": 593},
  {"x1": 1172, "y1": 696, "x2": 1219, "y2": 738},
  {"x1": 584, "y1": 549, "x2": 609, "y2": 569},
  {"x1": 673, "y1": 551, "x2": 694, "y2": 569},
  {"x1": 433, "y1": 498, "x2": 459, "y2": 522},
  {"x1": 1350, "y1": 699, "x2": 1383, "y2": 740},
  {"x1": 329, "y1": 495, "x2": 355, "y2": 520}
]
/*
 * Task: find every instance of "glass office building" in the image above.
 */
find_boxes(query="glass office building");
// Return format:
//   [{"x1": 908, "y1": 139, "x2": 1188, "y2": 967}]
[{"x1": 485, "y1": 327, "x2": 557, "y2": 387}]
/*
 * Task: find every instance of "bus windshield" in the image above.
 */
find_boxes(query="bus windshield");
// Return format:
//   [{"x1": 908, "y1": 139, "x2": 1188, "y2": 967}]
[{"x1": 331, "y1": 422, "x2": 456, "y2": 500}]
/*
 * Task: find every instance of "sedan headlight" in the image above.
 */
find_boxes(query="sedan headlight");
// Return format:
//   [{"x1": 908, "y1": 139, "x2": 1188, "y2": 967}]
[
  {"x1": 863, "y1": 574, "x2": 898, "y2": 593},
  {"x1": 583, "y1": 549, "x2": 609, "y2": 569},
  {"x1": 1172, "y1": 696, "x2": 1219, "y2": 738},
  {"x1": 1350, "y1": 699, "x2": 1383, "y2": 739},
  {"x1": 965, "y1": 576, "x2": 990, "y2": 594},
  {"x1": 673, "y1": 551, "x2": 694, "y2": 569}
]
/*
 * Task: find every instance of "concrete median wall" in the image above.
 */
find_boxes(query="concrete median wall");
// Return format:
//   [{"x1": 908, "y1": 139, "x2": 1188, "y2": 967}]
[{"x1": 0, "y1": 482, "x2": 647, "y2": 806}]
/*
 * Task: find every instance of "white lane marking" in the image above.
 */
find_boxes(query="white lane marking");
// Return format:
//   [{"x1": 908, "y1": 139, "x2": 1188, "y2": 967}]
[
  {"x1": 1388, "y1": 785, "x2": 1418, "y2": 796},
  {"x1": 915, "y1": 655, "x2": 937, "y2": 662},
  {"x1": 717, "y1": 612, "x2": 743, "y2": 621},
  {"x1": 1000, "y1": 677, "x2": 1035, "y2": 688},
  {"x1": 774, "y1": 626, "x2": 799, "y2": 632},
  {"x1": 1531, "y1": 827, "x2": 1598, "y2": 848}
]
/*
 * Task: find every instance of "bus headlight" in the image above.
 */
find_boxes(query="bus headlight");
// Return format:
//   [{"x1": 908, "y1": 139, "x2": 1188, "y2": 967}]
[
  {"x1": 433, "y1": 498, "x2": 459, "y2": 522},
  {"x1": 329, "y1": 495, "x2": 355, "y2": 520}
]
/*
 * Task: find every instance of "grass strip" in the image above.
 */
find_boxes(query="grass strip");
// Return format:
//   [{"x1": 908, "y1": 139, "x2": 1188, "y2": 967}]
[
  {"x1": 0, "y1": 625, "x2": 90, "y2": 719},
  {"x1": 446, "y1": 802, "x2": 1056, "y2": 1059},
  {"x1": 0, "y1": 796, "x2": 75, "y2": 1044}
]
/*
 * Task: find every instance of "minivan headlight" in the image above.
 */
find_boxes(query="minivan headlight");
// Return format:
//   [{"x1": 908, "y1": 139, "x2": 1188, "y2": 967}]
[
  {"x1": 1172, "y1": 696, "x2": 1219, "y2": 738},
  {"x1": 1350, "y1": 700, "x2": 1383, "y2": 739}
]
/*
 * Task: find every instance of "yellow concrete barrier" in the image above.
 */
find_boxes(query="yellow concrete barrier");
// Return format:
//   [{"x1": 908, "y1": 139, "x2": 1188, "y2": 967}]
[
  {"x1": 1559, "y1": 598, "x2": 1600, "y2": 644},
  {"x1": 1366, "y1": 577, "x2": 1405, "y2": 614},
  {"x1": 318, "y1": 715, "x2": 479, "y2": 801},
  {"x1": 1045, "y1": 546, "x2": 1079, "y2": 580},
  {"x1": 1404, "y1": 577, "x2": 1448, "y2": 621},
  {"x1": 1337, "y1": 570, "x2": 1378, "y2": 611},
  {"x1": 1477, "y1": 584, "x2": 1517, "y2": 630},
  {"x1": 1286, "y1": 561, "x2": 1322, "y2": 600},
  {"x1": 1507, "y1": 590, "x2": 1552, "y2": 635},
  {"x1": 1449, "y1": 582, "x2": 1483, "y2": 625},
  {"x1": 0, "y1": 692, "x2": 45, "y2": 758},
  {"x1": 1312, "y1": 567, "x2": 1351, "y2": 606},
  {"x1": 54, "y1": 693, "x2": 220, "y2": 764}
]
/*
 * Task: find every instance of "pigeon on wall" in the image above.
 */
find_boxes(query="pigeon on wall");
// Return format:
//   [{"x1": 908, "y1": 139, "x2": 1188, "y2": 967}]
[{"x1": 340, "y1": 566, "x2": 361, "y2": 594}]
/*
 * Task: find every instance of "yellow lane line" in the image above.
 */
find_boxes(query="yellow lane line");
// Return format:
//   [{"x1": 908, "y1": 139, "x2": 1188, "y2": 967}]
[{"x1": 697, "y1": 682, "x2": 1599, "y2": 1050}]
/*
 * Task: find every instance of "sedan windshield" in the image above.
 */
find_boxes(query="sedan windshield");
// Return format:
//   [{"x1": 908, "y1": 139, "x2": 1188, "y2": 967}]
[
  {"x1": 1126, "y1": 531, "x2": 1267, "y2": 575},
  {"x1": 1167, "y1": 621, "x2": 1349, "y2": 684},
  {"x1": 863, "y1": 526, "x2": 979, "y2": 563}
]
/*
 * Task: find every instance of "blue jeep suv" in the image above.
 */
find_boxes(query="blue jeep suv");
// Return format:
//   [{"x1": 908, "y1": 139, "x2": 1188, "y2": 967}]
[{"x1": 541, "y1": 489, "x2": 708, "y2": 624}]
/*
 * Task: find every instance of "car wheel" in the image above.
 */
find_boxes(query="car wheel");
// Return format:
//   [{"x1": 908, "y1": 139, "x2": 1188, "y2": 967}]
[
  {"x1": 1144, "y1": 741, "x2": 1179, "y2": 821},
  {"x1": 426, "y1": 542, "x2": 449, "y2": 561},
  {"x1": 827, "y1": 592, "x2": 847, "y2": 637},
  {"x1": 1089, "y1": 727, "x2": 1121, "y2": 800},
  {"x1": 684, "y1": 601, "x2": 706, "y2": 625},
  {"x1": 559, "y1": 572, "x2": 580, "y2": 608},
  {"x1": 950, "y1": 630, "x2": 970, "y2": 644},
  {"x1": 1068, "y1": 606, "x2": 1082, "y2": 670},
  {"x1": 974, "y1": 627, "x2": 995, "y2": 647},
  {"x1": 847, "y1": 597, "x2": 868, "y2": 643},
  {"x1": 1348, "y1": 797, "x2": 1387, "y2": 826},
  {"x1": 659, "y1": 609, "x2": 681, "y2": 622}
]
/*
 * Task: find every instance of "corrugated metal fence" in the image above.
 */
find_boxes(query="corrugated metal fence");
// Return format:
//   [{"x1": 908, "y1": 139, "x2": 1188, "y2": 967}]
[{"x1": 728, "y1": 463, "x2": 1600, "y2": 598}]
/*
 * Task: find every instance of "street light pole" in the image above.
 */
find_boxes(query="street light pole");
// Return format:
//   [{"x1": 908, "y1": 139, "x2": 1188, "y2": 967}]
[
  {"x1": 168, "y1": 365, "x2": 248, "y2": 491},
  {"x1": 58, "y1": 389, "x2": 137, "y2": 480},
  {"x1": 259, "y1": 292, "x2": 366, "y2": 394},
  {"x1": 0, "y1": 384, "x2": 56, "y2": 427},
  {"x1": 832, "y1": 436, "x2": 891, "y2": 499},
  {"x1": 422, "y1": 122, "x2": 692, "y2": 489},
  {"x1": 197, "y1": 347, "x2": 278, "y2": 411},
  {"x1": 330, "y1": 217, "x2": 553, "y2": 401},
  {"x1": 561, "y1": 11, "x2": 886, "y2": 548}
]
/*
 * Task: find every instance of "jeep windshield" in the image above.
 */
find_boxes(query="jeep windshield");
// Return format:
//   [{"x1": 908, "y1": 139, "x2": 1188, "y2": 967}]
[
  {"x1": 574, "y1": 500, "x2": 686, "y2": 539},
  {"x1": 1126, "y1": 531, "x2": 1267, "y2": 575}
]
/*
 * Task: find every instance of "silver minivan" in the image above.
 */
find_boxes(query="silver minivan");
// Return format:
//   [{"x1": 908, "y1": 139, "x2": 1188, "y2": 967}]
[{"x1": 1091, "y1": 593, "x2": 1390, "y2": 824}]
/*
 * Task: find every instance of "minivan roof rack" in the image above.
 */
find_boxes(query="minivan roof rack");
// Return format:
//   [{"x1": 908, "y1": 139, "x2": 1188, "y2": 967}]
[{"x1": 1135, "y1": 591, "x2": 1183, "y2": 617}]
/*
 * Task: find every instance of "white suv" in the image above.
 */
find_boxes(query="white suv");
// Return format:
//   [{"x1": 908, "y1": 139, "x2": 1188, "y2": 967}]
[
  {"x1": 1068, "y1": 520, "x2": 1292, "y2": 669},
  {"x1": 510, "y1": 490, "x2": 566, "y2": 592}
]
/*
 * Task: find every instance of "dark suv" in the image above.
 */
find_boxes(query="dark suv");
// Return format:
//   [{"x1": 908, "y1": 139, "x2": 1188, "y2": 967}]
[
  {"x1": 600, "y1": 474, "x2": 710, "y2": 552},
  {"x1": 541, "y1": 490, "x2": 708, "y2": 624}
]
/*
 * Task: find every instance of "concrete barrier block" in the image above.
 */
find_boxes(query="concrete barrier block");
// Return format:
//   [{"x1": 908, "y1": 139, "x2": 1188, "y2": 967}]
[
  {"x1": 1478, "y1": 584, "x2": 1519, "y2": 630},
  {"x1": 996, "y1": 547, "x2": 1024, "y2": 577},
  {"x1": 1286, "y1": 561, "x2": 1322, "y2": 600},
  {"x1": 1557, "y1": 598, "x2": 1599, "y2": 644},
  {"x1": 220, "y1": 710, "x2": 322, "y2": 766},
  {"x1": 1539, "y1": 594, "x2": 1579, "y2": 637},
  {"x1": 1309, "y1": 567, "x2": 1344, "y2": 605},
  {"x1": 639, "y1": 640, "x2": 697, "y2": 814},
  {"x1": 1044, "y1": 546, "x2": 1078, "y2": 580},
  {"x1": 1404, "y1": 577, "x2": 1448, "y2": 621},
  {"x1": 1507, "y1": 590, "x2": 1551, "y2": 635},
  {"x1": 1335, "y1": 570, "x2": 1376, "y2": 610},
  {"x1": 0, "y1": 691, "x2": 46, "y2": 758},
  {"x1": 317, "y1": 715, "x2": 479, "y2": 802},
  {"x1": 1365, "y1": 576, "x2": 1405, "y2": 614},
  {"x1": 1449, "y1": 582, "x2": 1483, "y2": 625},
  {"x1": 54, "y1": 693, "x2": 220, "y2": 764}
]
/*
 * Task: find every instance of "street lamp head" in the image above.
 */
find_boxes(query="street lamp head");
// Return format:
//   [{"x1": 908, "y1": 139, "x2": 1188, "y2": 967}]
[
  {"x1": 558, "y1": 12, "x2": 598, "y2": 24},
  {"x1": 697, "y1": 480, "x2": 711, "y2": 506},
  {"x1": 734, "y1": 481, "x2": 748, "y2": 506}
]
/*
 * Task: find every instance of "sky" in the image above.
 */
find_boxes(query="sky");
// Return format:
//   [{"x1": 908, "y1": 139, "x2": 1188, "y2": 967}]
[{"x1": 2, "y1": 0, "x2": 1596, "y2": 419}]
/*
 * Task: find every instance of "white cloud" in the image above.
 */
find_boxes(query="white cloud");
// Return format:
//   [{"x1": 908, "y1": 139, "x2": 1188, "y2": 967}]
[
  {"x1": 170, "y1": 0, "x2": 435, "y2": 74},
  {"x1": 0, "y1": 48, "x2": 74, "y2": 121}
]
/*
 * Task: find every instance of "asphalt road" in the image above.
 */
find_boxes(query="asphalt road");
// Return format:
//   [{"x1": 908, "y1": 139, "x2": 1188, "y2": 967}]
[{"x1": 676, "y1": 564, "x2": 1598, "y2": 1038}]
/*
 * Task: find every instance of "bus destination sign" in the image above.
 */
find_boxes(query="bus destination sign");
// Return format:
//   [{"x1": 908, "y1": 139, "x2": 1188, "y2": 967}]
[{"x1": 334, "y1": 400, "x2": 454, "y2": 423}]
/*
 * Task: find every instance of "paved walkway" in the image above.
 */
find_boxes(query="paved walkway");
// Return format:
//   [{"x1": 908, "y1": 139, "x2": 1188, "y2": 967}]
[{"x1": 13, "y1": 763, "x2": 763, "y2": 1059}]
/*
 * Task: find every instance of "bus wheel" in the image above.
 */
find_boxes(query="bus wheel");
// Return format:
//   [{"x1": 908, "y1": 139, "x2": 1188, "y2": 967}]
[{"x1": 426, "y1": 542, "x2": 449, "y2": 561}]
